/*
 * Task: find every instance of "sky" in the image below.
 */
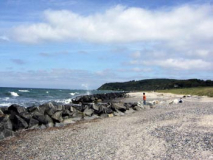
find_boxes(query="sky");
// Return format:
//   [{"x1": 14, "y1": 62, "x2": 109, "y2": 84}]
[{"x1": 0, "y1": 0, "x2": 213, "y2": 89}]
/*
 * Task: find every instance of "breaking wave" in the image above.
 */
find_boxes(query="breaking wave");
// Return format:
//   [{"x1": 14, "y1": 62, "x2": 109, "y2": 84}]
[{"x1": 10, "y1": 92, "x2": 19, "y2": 97}]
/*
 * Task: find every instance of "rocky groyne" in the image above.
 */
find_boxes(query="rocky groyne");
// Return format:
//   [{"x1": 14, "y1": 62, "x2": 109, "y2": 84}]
[{"x1": 0, "y1": 92, "x2": 147, "y2": 140}]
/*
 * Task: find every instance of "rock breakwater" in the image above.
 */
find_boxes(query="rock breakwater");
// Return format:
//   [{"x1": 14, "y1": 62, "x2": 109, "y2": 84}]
[{"x1": 0, "y1": 92, "x2": 147, "y2": 140}]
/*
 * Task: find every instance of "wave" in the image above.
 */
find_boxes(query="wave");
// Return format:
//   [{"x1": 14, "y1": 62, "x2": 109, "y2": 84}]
[
  {"x1": 70, "y1": 92, "x2": 79, "y2": 96},
  {"x1": 10, "y1": 92, "x2": 19, "y2": 97},
  {"x1": 19, "y1": 90, "x2": 30, "y2": 92},
  {"x1": 0, "y1": 102, "x2": 12, "y2": 107}
]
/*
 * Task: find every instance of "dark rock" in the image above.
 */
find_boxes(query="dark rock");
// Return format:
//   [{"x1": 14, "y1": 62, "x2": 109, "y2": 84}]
[
  {"x1": 8, "y1": 104, "x2": 26, "y2": 114},
  {"x1": 19, "y1": 112, "x2": 32, "y2": 123},
  {"x1": 27, "y1": 106, "x2": 39, "y2": 113},
  {"x1": 51, "y1": 111, "x2": 63, "y2": 122},
  {"x1": 0, "y1": 109, "x2": 4, "y2": 116},
  {"x1": 29, "y1": 118, "x2": 39, "y2": 128},
  {"x1": 13, "y1": 115, "x2": 28, "y2": 130},
  {"x1": 0, "y1": 115, "x2": 13, "y2": 131},
  {"x1": 62, "y1": 109, "x2": 72, "y2": 117},
  {"x1": 112, "y1": 103, "x2": 126, "y2": 112},
  {"x1": 3, "y1": 129, "x2": 14, "y2": 138},
  {"x1": 46, "y1": 108, "x2": 56, "y2": 117},
  {"x1": 72, "y1": 109, "x2": 83, "y2": 118},
  {"x1": 32, "y1": 111, "x2": 48, "y2": 125},
  {"x1": 0, "y1": 107, "x2": 9, "y2": 114},
  {"x1": 38, "y1": 102, "x2": 55, "y2": 114}
]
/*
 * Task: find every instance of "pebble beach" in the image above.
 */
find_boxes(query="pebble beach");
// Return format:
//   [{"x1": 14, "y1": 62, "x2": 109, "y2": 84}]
[{"x1": 0, "y1": 92, "x2": 213, "y2": 160}]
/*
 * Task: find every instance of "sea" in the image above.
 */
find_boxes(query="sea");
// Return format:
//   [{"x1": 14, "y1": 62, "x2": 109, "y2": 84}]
[{"x1": 0, "y1": 87, "x2": 115, "y2": 108}]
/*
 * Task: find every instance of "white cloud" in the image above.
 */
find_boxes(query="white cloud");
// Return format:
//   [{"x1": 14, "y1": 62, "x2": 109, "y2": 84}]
[
  {"x1": 11, "y1": 4, "x2": 213, "y2": 44},
  {"x1": 143, "y1": 58, "x2": 212, "y2": 70},
  {"x1": 0, "y1": 36, "x2": 10, "y2": 41},
  {"x1": 131, "y1": 51, "x2": 141, "y2": 59}
]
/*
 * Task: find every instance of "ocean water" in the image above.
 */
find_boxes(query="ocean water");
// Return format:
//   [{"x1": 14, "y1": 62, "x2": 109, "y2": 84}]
[{"x1": 0, "y1": 87, "x2": 114, "y2": 108}]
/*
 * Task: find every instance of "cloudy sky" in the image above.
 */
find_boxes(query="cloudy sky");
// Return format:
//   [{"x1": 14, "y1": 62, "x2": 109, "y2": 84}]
[{"x1": 0, "y1": 0, "x2": 213, "y2": 89}]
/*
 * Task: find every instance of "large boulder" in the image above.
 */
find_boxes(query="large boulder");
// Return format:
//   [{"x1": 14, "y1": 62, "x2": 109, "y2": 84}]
[
  {"x1": 83, "y1": 107, "x2": 94, "y2": 117},
  {"x1": 0, "y1": 109, "x2": 4, "y2": 116},
  {"x1": 0, "y1": 116, "x2": 14, "y2": 140},
  {"x1": 38, "y1": 102, "x2": 55, "y2": 114},
  {"x1": 62, "y1": 109, "x2": 73, "y2": 117},
  {"x1": 8, "y1": 104, "x2": 26, "y2": 115},
  {"x1": 51, "y1": 111, "x2": 63, "y2": 122},
  {"x1": 13, "y1": 115, "x2": 28, "y2": 130},
  {"x1": 112, "y1": 103, "x2": 126, "y2": 112},
  {"x1": 19, "y1": 112, "x2": 32, "y2": 123},
  {"x1": 45, "y1": 115, "x2": 54, "y2": 127},
  {"x1": 28, "y1": 118, "x2": 39, "y2": 129},
  {"x1": 32, "y1": 111, "x2": 49, "y2": 125}
]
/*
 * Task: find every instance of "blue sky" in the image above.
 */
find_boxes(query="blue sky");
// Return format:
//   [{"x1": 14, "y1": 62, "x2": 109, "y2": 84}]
[{"x1": 0, "y1": 0, "x2": 213, "y2": 89}]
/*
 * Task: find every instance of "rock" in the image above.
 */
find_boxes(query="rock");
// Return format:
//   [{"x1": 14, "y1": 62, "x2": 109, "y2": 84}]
[
  {"x1": 13, "y1": 115, "x2": 28, "y2": 130},
  {"x1": 38, "y1": 102, "x2": 55, "y2": 114},
  {"x1": 125, "y1": 108, "x2": 135, "y2": 114},
  {"x1": 40, "y1": 124, "x2": 46, "y2": 129},
  {"x1": 28, "y1": 118, "x2": 39, "y2": 129},
  {"x1": 46, "y1": 107, "x2": 56, "y2": 117},
  {"x1": 62, "y1": 109, "x2": 73, "y2": 117},
  {"x1": 84, "y1": 115, "x2": 99, "y2": 120},
  {"x1": 112, "y1": 103, "x2": 126, "y2": 112},
  {"x1": 92, "y1": 103, "x2": 100, "y2": 111},
  {"x1": 113, "y1": 111, "x2": 125, "y2": 116},
  {"x1": 32, "y1": 111, "x2": 49, "y2": 125},
  {"x1": 0, "y1": 132, "x2": 4, "y2": 140},
  {"x1": 8, "y1": 104, "x2": 26, "y2": 114},
  {"x1": 169, "y1": 99, "x2": 179, "y2": 104},
  {"x1": 0, "y1": 115, "x2": 13, "y2": 132},
  {"x1": 27, "y1": 106, "x2": 39, "y2": 113},
  {"x1": 2, "y1": 129, "x2": 14, "y2": 138},
  {"x1": 0, "y1": 109, "x2": 4, "y2": 116},
  {"x1": 71, "y1": 117, "x2": 82, "y2": 121},
  {"x1": 19, "y1": 112, "x2": 32, "y2": 123},
  {"x1": 51, "y1": 111, "x2": 63, "y2": 122},
  {"x1": 108, "y1": 114, "x2": 114, "y2": 117},
  {"x1": 55, "y1": 123, "x2": 66, "y2": 127},
  {"x1": 103, "y1": 107, "x2": 113, "y2": 114},
  {"x1": 63, "y1": 118, "x2": 75, "y2": 124},
  {"x1": 100, "y1": 114, "x2": 108, "y2": 118},
  {"x1": 133, "y1": 106, "x2": 141, "y2": 111},
  {"x1": 1, "y1": 107, "x2": 9, "y2": 114},
  {"x1": 83, "y1": 107, "x2": 94, "y2": 117},
  {"x1": 72, "y1": 109, "x2": 83, "y2": 118}
]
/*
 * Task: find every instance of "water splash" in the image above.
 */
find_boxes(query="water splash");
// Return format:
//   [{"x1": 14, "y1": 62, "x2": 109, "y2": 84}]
[{"x1": 81, "y1": 84, "x2": 91, "y2": 95}]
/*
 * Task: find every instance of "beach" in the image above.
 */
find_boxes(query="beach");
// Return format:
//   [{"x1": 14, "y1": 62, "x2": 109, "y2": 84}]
[{"x1": 0, "y1": 92, "x2": 213, "y2": 160}]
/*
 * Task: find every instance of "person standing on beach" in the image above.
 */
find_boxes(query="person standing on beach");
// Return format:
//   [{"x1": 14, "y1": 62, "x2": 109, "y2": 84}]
[{"x1": 143, "y1": 93, "x2": 146, "y2": 105}]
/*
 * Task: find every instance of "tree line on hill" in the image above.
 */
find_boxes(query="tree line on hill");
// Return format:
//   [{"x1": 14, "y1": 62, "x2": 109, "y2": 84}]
[{"x1": 97, "y1": 79, "x2": 213, "y2": 91}]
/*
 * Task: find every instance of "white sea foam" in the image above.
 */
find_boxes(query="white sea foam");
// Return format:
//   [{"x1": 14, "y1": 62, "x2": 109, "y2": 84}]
[
  {"x1": 55, "y1": 98, "x2": 72, "y2": 104},
  {"x1": 10, "y1": 92, "x2": 19, "y2": 97},
  {"x1": 70, "y1": 92, "x2": 79, "y2": 96},
  {"x1": 0, "y1": 103, "x2": 12, "y2": 107},
  {"x1": 19, "y1": 90, "x2": 30, "y2": 92},
  {"x1": 46, "y1": 91, "x2": 49, "y2": 94}
]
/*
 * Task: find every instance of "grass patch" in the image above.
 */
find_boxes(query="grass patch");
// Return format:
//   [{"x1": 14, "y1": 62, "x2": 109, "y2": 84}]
[{"x1": 157, "y1": 87, "x2": 213, "y2": 97}]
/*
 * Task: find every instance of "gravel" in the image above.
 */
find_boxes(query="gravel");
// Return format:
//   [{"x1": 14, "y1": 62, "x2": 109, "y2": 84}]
[{"x1": 0, "y1": 101, "x2": 213, "y2": 160}]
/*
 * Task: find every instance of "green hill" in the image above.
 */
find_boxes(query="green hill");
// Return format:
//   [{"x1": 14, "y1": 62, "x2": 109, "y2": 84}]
[{"x1": 97, "y1": 79, "x2": 213, "y2": 91}]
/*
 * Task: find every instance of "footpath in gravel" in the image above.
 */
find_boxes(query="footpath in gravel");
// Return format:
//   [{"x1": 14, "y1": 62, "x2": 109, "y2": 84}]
[{"x1": 0, "y1": 92, "x2": 213, "y2": 160}]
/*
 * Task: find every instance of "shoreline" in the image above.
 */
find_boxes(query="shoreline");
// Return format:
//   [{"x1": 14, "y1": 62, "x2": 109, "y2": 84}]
[{"x1": 1, "y1": 92, "x2": 213, "y2": 159}]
